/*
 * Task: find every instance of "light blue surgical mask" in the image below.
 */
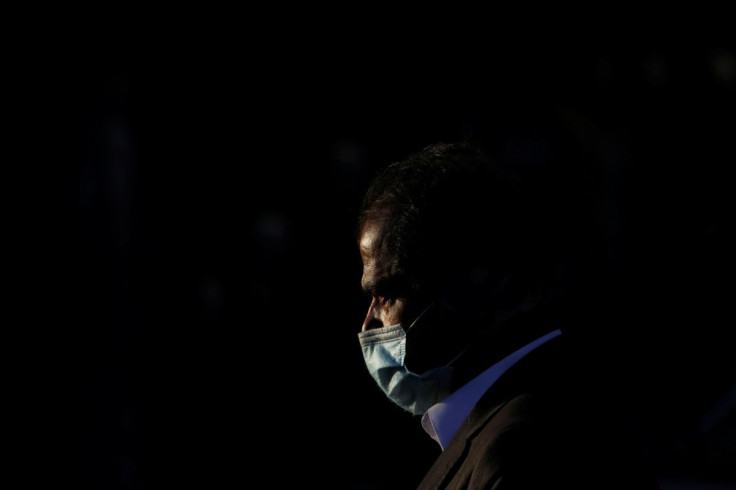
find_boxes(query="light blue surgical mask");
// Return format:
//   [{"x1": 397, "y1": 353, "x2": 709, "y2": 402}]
[{"x1": 358, "y1": 305, "x2": 454, "y2": 415}]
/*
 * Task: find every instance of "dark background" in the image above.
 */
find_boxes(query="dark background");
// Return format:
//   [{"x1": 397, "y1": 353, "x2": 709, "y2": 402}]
[{"x1": 19, "y1": 32, "x2": 734, "y2": 489}]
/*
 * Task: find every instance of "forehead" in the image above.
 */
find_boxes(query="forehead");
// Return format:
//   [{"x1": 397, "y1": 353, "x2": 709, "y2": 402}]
[
  {"x1": 359, "y1": 216, "x2": 392, "y2": 286},
  {"x1": 359, "y1": 218, "x2": 384, "y2": 259}
]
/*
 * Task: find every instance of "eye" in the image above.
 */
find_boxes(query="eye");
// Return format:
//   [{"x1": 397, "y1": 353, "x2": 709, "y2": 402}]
[{"x1": 378, "y1": 296, "x2": 396, "y2": 307}]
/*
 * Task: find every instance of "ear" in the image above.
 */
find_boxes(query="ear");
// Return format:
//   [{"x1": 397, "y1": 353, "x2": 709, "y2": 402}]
[
  {"x1": 433, "y1": 268, "x2": 499, "y2": 330},
  {"x1": 438, "y1": 270, "x2": 543, "y2": 332},
  {"x1": 441, "y1": 267, "x2": 508, "y2": 307}
]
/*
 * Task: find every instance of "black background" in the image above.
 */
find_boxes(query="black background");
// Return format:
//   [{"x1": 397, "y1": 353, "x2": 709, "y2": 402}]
[{"x1": 17, "y1": 28, "x2": 735, "y2": 489}]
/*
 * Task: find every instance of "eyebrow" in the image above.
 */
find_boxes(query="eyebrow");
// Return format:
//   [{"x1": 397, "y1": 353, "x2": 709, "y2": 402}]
[
  {"x1": 362, "y1": 275, "x2": 406, "y2": 298},
  {"x1": 361, "y1": 278, "x2": 379, "y2": 296}
]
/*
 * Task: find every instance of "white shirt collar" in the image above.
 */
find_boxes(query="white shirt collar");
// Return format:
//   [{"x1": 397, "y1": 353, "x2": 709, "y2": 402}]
[{"x1": 420, "y1": 329, "x2": 563, "y2": 450}]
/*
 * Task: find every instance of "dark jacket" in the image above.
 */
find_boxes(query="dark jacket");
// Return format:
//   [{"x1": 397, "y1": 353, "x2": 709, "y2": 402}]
[{"x1": 417, "y1": 334, "x2": 660, "y2": 489}]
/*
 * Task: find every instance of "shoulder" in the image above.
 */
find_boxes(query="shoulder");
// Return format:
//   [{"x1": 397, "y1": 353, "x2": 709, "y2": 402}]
[
  {"x1": 450, "y1": 393, "x2": 563, "y2": 488},
  {"x1": 464, "y1": 392, "x2": 659, "y2": 489},
  {"x1": 469, "y1": 392, "x2": 561, "y2": 457}
]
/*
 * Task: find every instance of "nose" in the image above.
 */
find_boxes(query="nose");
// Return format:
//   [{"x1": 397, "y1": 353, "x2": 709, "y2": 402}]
[{"x1": 361, "y1": 298, "x2": 384, "y2": 332}]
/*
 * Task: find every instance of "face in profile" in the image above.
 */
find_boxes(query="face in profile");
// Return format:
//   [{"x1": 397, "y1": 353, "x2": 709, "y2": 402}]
[{"x1": 359, "y1": 215, "x2": 470, "y2": 374}]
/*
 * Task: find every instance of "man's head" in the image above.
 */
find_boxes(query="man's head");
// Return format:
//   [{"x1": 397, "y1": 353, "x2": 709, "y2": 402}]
[{"x1": 357, "y1": 141, "x2": 548, "y2": 374}]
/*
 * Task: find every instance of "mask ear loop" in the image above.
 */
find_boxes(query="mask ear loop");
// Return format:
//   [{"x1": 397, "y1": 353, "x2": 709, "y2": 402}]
[
  {"x1": 405, "y1": 302, "x2": 436, "y2": 333},
  {"x1": 406, "y1": 301, "x2": 471, "y2": 367},
  {"x1": 446, "y1": 343, "x2": 470, "y2": 367}
]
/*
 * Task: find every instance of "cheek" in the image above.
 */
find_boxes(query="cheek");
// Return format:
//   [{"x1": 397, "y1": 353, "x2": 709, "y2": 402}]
[{"x1": 382, "y1": 299, "x2": 408, "y2": 327}]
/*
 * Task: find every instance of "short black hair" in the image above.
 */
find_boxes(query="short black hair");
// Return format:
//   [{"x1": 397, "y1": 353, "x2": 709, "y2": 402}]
[{"x1": 358, "y1": 141, "x2": 550, "y2": 299}]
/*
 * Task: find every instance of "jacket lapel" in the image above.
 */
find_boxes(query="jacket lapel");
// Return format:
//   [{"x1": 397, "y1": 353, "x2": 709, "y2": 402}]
[
  {"x1": 417, "y1": 399, "x2": 511, "y2": 489},
  {"x1": 416, "y1": 334, "x2": 568, "y2": 489}
]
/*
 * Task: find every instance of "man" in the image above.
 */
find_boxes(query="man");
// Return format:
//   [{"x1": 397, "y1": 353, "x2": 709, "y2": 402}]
[{"x1": 356, "y1": 142, "x2": 658, "y2": 489}]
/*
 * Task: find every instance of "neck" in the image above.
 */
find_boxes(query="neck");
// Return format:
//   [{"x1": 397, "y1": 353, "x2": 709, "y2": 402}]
[{"x1": 448, "y1": 307, "x2": 559, "y2": 391}]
